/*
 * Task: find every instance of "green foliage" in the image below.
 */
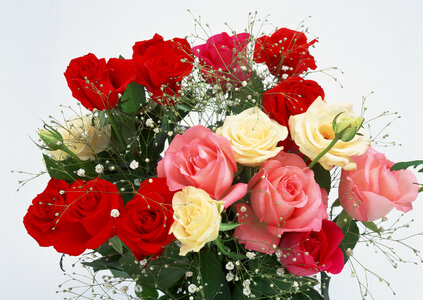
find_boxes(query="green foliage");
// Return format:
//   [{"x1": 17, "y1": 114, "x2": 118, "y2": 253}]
[
  {"x1": 230, "y1": 72, "x2": 264, "y2": 114},
  {"x1": 335, "y1": 210, "x2": 360, "y2": 263},
  {"x1": 361, "y1": 221, "x2": 381, "y2": 236},
  {"x1": 198, "y1": 250, "x2": 224, "y2": 300},
  {"x1": 219, "y1": 222, "x2": 243, "y2": 231},
  {"x1": 390, "y1": 160, "x2": 423, "y2": 172},
  {"x1": 43, "y1": 154, "x2": 96, "y2": 182},
  {"x1": 108, "y1": 236, "x2": 123, "y2": 255},
  {"x1": 311, "y1": 163, "x2": 331, "y2": 194},
  {"x1": 119, "y1": 82, "x2": 146, "y2": 116}
]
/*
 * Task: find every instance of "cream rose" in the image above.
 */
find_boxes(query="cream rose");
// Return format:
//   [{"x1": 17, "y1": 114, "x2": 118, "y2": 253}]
[
  {"x1": 216, "y1": 107, "x2": 288, "y2": 167},
  {"x1": 170, "y1": 186, "x2": 223, "y2": 256},
  {"x1": 48, "y1": 115, "x2": 111, "y2": 161},
  {"x1": 288, "y1": 97, "x2": 370, "y2": 170}
]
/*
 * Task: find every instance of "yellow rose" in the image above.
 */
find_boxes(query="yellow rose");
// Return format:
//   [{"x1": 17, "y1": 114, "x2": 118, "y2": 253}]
[
  {"x1": 48, "y1": 115, "x2": 111, "y2": 161},
  {"x1": 216, "y1": 107, "x2": 288, "y2": 167},
  {"x1": 289, "y1": 97, "x2": 370, "y2": 170},
  {"x1": 170, "y1": 186, "x2": 223, "y2": 256}
]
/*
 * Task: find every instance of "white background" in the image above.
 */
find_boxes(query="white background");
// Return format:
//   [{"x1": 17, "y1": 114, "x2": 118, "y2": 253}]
[{"x1": 1, "y1": 0, "x2": 423, "y2": 299}]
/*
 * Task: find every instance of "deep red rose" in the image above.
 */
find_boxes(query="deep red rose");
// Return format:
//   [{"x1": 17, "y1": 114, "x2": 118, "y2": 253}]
[
  {"x1": 132, "y1": 34, "x2": 194, "y2": 106},
  {"x1": 279, "y1": 220, "x2": 344, "y2": 276},
  {"x1": 263, "y1": 76, "x2": 324, "y2": 151},
  {"x1": 254, "y1": 28, "x2": 317, "y2": 78},
  {"x1": 54, "y1": 178, "x2": 123, "y2": 255},
  {"x1": 117, "y1": 178, "x2": 175, "y2": 260},
  {"x1": 192, "y1": 32, "x2": 251, "y2": 90},
  {"x1": 64, "y1": 53, "x2": 136, "y2": 111},
  {"x1": 23, "y1": 178, "x2": 70, "y2": 247}
]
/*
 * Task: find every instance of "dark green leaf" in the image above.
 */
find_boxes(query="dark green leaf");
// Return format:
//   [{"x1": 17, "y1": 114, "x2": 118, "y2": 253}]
[
  {"x1": 137, "y1": 286, "x2": 159, "y2": 300},
  {"x1": 335, "y1": 210, "x2": 360, "y2": 263},
  {"x1": 96, "y1": 241, "x2": 121, "y2": 256},
  {"x1": 43, "y1": 154, "x2": 96, "y2": 182},
  {"x1": 311, "y1": 163, "x2": 331, "y2": 194},
  {"x1": 199, "y1": 250, "x2": 223, "y2": 300},
  {"x1": 214, "y1": 236, "x2": 247, "y2": 260},
  {"x1": 110, "y1": 269, "x2": 130, "y2": 278},
  {"x1": 390, "y1": 160, "x2": 423, "y2": 171},
  {"x1": 82, "y1": 256, "x2": 123, "y2": 273},
  {"x1": 120, "y1": 82, "x2": 146, "y2": 115},
  {"x1": 291, "y1": 288, "x2": 324, "y2": 300},
  {"x1": 108, "y1": 236, "x2": 123, "y2": 254}
]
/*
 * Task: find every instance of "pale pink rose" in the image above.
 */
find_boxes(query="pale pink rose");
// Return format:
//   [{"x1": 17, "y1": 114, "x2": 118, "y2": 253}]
[
  {"x1": 192, "y1": 32, "x2": 251, "y2": 89},
  {"x1": 157, "y1": 125, "x2": 247, "y2": 208},
  {"x1": 339, "y1": 147, "x2": 418, "y2": 222},
  {"x1": 234, "y1": 151, "x2": 327, "y2": 253}
]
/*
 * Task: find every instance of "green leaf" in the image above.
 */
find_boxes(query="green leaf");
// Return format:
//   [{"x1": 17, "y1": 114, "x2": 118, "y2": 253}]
[
  {"x1": 390, "y1": 160, "x2": 423, "y2": 171},
  {"x1": 120, "y1": 82, "x2": 146, "y2": 115},
  {"x1": 43, "y1": 154, "x2": 96, "y2": 182},
  {"x1": 82, "y1": 256, "x2": 123, "y2": 273},
  {"x1": 214, "y1": 236, "x2": 247, "y2": 260},
  {"x1": 96, "y1": 241, "x2": 121, "y2": 256},
  {"x1": 108, "y1": 236, "x2": 123, "y2": 254},
  {"x1": 311, "y1": 163, "x2": 331, "y2": 194},
  {"x1": 219, "y1": 222, "x2": 243, "y2": 231},
  {"x1": 230, "y1": 72, "x2": 264, "y2": 114},
  {"x1": 335, "y1": 210, "x2": 360, "y2": 263},
  {"x1": 361, "y1": 221, "x2": 381, "y2": 236},
  {"x1": 291, "y1": 288, "x2": 324, "y2": 300},
  {"x1": 110, "y1": 269, "x2": 130, "y2": 278},
  {"x1": 198, "y1": 250, "x2": 223, "y2": 300},
  {"x1": 137, "y1": 286, "x2": 159, "y2": 300}
]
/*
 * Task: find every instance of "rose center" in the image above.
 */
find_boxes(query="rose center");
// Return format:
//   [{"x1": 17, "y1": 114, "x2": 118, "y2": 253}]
[{"x1": 319, "y1": 124, "x2": 335, "y2": 140}]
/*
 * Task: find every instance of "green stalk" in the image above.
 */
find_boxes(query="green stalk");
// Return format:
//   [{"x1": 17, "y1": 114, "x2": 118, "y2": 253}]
[
  {"x1": 308, "y1": 137, "x2": 339, "y2": 169},
  {"x1": 106, "y1": 111, "x2": 127, "y2": 148},
  {"x1": 61, "y1": 145, "x2": 83, "y2": 162}
]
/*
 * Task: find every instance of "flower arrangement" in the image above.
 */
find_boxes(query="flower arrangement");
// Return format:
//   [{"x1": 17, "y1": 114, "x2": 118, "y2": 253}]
[{"x1": 22, "y1": 14, "x2": 423, "y2": 300}]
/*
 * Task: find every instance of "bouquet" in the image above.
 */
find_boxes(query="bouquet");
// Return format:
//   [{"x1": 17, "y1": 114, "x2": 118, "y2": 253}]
[{"x1": 22, "y1": 14, "x2": 422, "y2": 299}]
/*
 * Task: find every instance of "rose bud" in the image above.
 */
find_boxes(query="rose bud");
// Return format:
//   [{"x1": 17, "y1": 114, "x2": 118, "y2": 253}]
[
  {"x1": 333, "y1": 112, "x2": 364, "y2": 142},
  {"x1": 38, "y1": 124, "x2": 64, "y2": 151}
]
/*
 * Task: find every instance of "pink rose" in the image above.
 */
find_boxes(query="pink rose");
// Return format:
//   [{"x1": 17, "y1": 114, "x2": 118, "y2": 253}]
[
  {"x1": 339, "y1": 147, "x2": 418, "y2": 222},
  {"x1": 234, "y1": 151, "x2": 327, "y2": 253},
  {"x1": 192, "y1": 32, "x2": 251, "y2": 89},
  {"x1": 279, "y1": 220, "x2": 344, "y2": 276},
  {"x1": 157, "y1": 125, "x2": 247, "y2": 207}
]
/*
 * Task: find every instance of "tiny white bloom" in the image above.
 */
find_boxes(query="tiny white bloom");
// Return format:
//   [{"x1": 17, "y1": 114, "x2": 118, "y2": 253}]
[
  {"x1": 188, "y1": 284, "x2": 198, "y2": 294},
  {"x1": 153, "y1": 128, "x2": 160, "y2": 134},
  {"x1": 276, "y1": 267, "x2": 285, "y2": 276},
  {"x1": 110, "y1": 209, "x2": 120, "y2": 218},
  {"x1": 240, "y1": 206, "x2": 247, "y2": 213},
  {"x1": 241, "y1": 81, "x2": 248, "y2": 87},
  {"x1": 186, "y1": 271, "x2": 193, "y2": 277},
  {"x1": 146, "y1": 118, "x2": 154, "y2": 128},
  {"x1": 139, "y1": 259, "x2": 148, "y2": 266},
  {"x1": 246, "y1": 252, "x2": 256, "y2": 259},
  {"x1": 226, "y1": 272, "x2": 234, "y2": 282},
  {"x1": 293, "y1": 281, "x2": 299, "y2": 288},
  {"x1": 282, "y1": 74, "x2": 289, "y2": 80},
  {"x1": 95, "y1": 164, "x2": 104, "y2": 174},
  {"x1": 129, "y1": 160, "x2": 139, "y2": 170},
  {"x1": 225, "y1": 262, "x2": 235, "y2": 270},
  {"x1": 167, "y1": 131, "x2": 173, "y2": 136},
  {"x1": 76, "y1": 168, "x2": 85, "y2": 177},
  {"x1": 240, "y1": 65, "x2": 247, "y2": 71},
  {"x1": 282, "y1": 65, "x2": 289, "y2": 71}
]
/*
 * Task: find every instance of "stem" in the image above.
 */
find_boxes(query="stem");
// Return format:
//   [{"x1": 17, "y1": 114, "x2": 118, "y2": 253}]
[
  {"x1": 106, "y1": 111, "x2": 127, "y2": 148},
  {"x1": 321, "y1": 272, "x2": 331, "y2": 299},
  {"x1": 308, "y1": 137, "x2": 339, "y2": 169},
  {"x1": 61, "y1": 145, "x2": 83, "y2": 162}
]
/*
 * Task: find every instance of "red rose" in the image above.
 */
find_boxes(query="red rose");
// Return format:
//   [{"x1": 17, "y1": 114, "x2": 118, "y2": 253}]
[
  {"x1": 279, "y1": 220, "x2": 344, "y2": 276},
  {"x1": 192, "y1": 32, "x2": 251, "y2": 90},
  {"x1": 132, "y1": 34, "x2": 194, "y2": 105},
  {"x1": 55, "y1": 178, "x2": 123, "y2": 255},
  {"x1": 117, "y1": 178, "x2": 175, "y2": 260},
  {"x1": 64, "y1": 53, "x2": 135, "y2": 111},
  {"x1": 263, "y1": 76, "x2": 324, "y2": 127},
  {"x1": 23, "y1": 178, "x2": 70, "y2": 247},
  {"x1": 254, "y1": 28, "x2": 317, "y2": 78}
]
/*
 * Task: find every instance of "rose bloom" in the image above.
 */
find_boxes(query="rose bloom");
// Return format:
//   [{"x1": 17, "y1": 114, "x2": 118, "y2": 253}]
[
  {"x1": 64, "y1": 53, "x2": 135, "y2": 111},
  {"x1": 48, "y1": 115, "x2": 111, "y2": 161},
  {"x1": 117, "y1": 178, "x2": 175, "y2": 260},
  {"x1": 289, "y1": 97, "x2": 370, "y2": 170},
  {"x1": 132, "y1": 34, "x2": 194, "y2": 105},
  {"x1": 170, "y1": 186, "x2": 223, "y2": 255},
  {"x1": 157, "y1": 125, "x2": 247, "y2": 208},
  {"x1": 192, "y1": 32, "x2": 251, "y2": 89},
  {"x1": 234, "y1": 152, "x2": 327, "y2": 253},
  {"x1": 253, "y1": 28, "x2": 317, "y2": 78},
  {"x1": 216, "y1": 107, "x2": 288, "y2": 167},
  {"x1": 23, "y1": 178, "x2": 70, "y2": 248},
  {"x1": 339, "y1": 147, "x2": 419, "y2": 222},
  {"x1": 57, "y1": 178, "x2": 123, "y2": 255},
  {"x1": 279, "y1": 220, "x2": 344, "y2": 276}
]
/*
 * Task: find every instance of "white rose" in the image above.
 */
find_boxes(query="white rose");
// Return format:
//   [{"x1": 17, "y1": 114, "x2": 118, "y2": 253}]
[
  {"x1": 288, "y1": 97, "x2": 370, "y2": 170},
  {"x1": 216, "y1": 107, "x2": 288, "y2": 167},
  {"x1": 48, "y1": 115, "x2": 111, "y2": 161},
  {"x1": 170, "y1": 186, "x2": 223, "y2": 256}
]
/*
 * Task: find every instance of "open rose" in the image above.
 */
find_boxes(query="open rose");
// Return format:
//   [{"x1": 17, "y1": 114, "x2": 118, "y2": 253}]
[
  {"x1": 279, "y1": 220, "x2": 344, "y2": 276},
  {"x1": 339, "y1": 147, "x2": 419, "y2": 222},
  {"x1": 289, "y1": 97, "x2": 370, "y2": 170},
  {"x1": 170, "y1": 186, "x2": 223, "y2": 255},
  {"x1": 132, "y1": 34, "x2": 194, "y2": 105},
  {"x1": 64, "y1": 53, "x2": 135, "y2": 111},
  {"x1": 192, "y1": 32, "x2": 251, "y2": 89},
  {"x1": 56, "y1": 178, "x2": 123, "y2": 255},
  {"x1": 117, "y1": 178, "x2": 175, "y2": 260},
  {"x1": 254, "y1": 28, "x2": 317, "y2": 78},
  {"x1": 157, "y1": 125, "x2": 247, "y2": 208},
  {"x1": 234, "y1": 152, "x2": 327, "y2": 253},
  {"x1": 23, "y1": 178, "x2": 70, "y2": 248}
]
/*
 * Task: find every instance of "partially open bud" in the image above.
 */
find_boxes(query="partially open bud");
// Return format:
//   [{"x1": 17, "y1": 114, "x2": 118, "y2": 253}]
[
  {"x1": 332, "y1": 112, "x2": 364, "y2": 142},
  {"x1": 38, "y1": 125, "x2": 64, "y2": 151}
]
